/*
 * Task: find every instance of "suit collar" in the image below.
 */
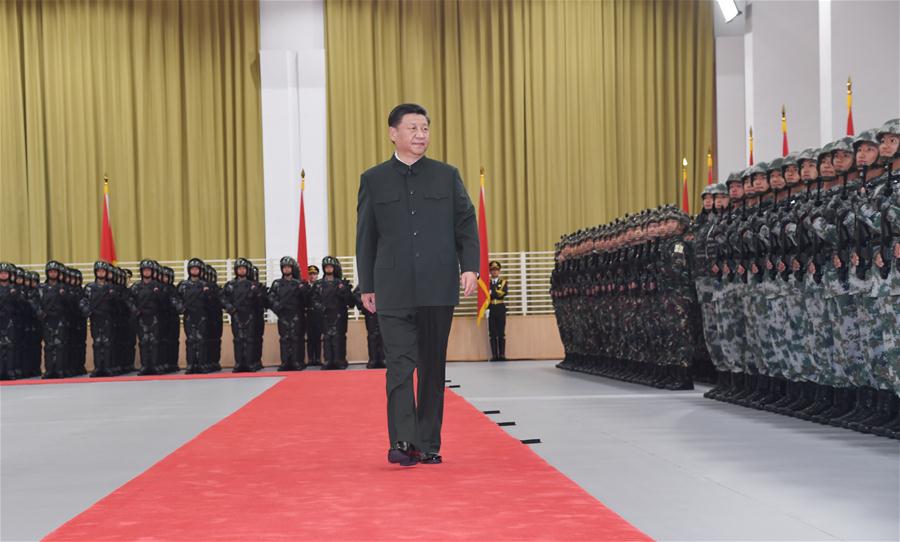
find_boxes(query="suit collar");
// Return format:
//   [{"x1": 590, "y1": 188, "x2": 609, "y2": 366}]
[{"x1": 391, "y1": 153, "x2": 427, "y2": 175}]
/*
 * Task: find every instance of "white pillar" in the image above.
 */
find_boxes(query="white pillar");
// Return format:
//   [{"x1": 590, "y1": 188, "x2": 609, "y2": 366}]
[{"x1": 259, "y1": 0, "x2": 329, "y2": 268}]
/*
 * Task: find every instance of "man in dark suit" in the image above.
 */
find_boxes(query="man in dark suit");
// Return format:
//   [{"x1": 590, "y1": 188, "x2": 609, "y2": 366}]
[{"x1": 356, "y1": 103, "x2": 479, "y2": 467}]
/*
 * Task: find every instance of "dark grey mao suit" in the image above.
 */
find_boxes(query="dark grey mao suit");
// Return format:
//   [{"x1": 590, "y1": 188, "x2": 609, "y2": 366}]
[{"x1": 356, "y1": 154, "x2": 479, "y2": 453}]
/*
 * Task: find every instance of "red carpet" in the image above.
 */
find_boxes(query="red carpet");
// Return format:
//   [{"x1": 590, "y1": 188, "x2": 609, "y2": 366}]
[{"x1": 43, "y1": 371, "x2": 650, "y2": 541}]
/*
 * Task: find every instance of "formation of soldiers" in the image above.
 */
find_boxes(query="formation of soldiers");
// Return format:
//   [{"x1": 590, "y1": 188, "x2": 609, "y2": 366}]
[
  {"x1": 553, "y1": 206, "x2": 707, "y2": 391},
  {"x1": 553, "y1": 118, "x2": 900, "y2": 439},
  {"x1": 0, "y1": 256, "x2": 387, "y2": 379}
]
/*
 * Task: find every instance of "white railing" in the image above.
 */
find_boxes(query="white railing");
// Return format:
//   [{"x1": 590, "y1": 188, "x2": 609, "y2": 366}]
[{"x1": 16, "y1": 251, "x2": 557, "y2": 320}]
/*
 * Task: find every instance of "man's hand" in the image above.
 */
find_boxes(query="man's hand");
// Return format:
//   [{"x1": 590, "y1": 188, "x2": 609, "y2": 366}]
[
  {"x1": 362, "y1": 293, "x2": 376, "y2": 313},
  {"x1": 460, "y1": 271, "x2": 477, "y2": 297}
]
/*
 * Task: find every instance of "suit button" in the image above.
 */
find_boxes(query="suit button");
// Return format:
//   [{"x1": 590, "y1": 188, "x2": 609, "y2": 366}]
[
  {"x1": 409, "y1": 190, "x2": 414, "y2": 196},
  {"x1": 411, "y1": 210, "x2": 416, "y2": 215},
  {"x1": 415, "y1": 252, "x2": 420, "y2": 258},
  {"x1": 413, "y1": 231, "x2": 418, "y2": 236}
]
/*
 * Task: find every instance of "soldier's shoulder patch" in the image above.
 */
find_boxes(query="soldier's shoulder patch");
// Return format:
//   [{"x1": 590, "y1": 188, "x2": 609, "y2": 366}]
[{"x1": 673, "y1": 243, "x2": 684, "y2": 254}]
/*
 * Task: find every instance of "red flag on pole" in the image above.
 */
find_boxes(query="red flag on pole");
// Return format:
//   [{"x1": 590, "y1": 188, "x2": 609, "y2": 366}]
[
  {"x1": 476, "y1": 168, "x2": 491, "y2": 325},
  {"x1": 297, "y1": 169, "x2": 309, "y2": 281},
  {"x1": 707, "y1": 146, "x2": 714, "y2": 186},
  {"x1": 99, "y1": 175, "x2": 117, "y2": 264},
  {"x1": 748, "y1": 127, "x2": 754, "y2": 166},
  {"x1": 681, "y1": 158, "x2": 690, "y2": 213},
  {"x1": 846, "y1": 76, "x2": 854, "y2": 136},
  {"x1": 781, "y1": 105, "x2": 789, "y2": 157}
]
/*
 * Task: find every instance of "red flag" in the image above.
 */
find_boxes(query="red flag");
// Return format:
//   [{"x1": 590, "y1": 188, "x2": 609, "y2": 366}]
[
  {"x1": 476, "y1": 168, "x2": 491, "y2": 325},
  {"x1": 846, "y1": 76, "x2": 854, "y2": 136},
  {"x1": 781, "y1": 105, "x2": 789, "y2": 157},
  {"x1": 297, "y1": 170, "x2": 309, "y2": 281},
  {"x1": 681, "y1": 159, "x2": 690, "y2": 213},
  {"x1": 99, "y1": 176, "x2": 117, "y2": 264},
  {"x1": 707, "y1": 146, "x2": 714, "y2": 186},
  {"x1": 748, "y1": 127, "x2": 754, "y2": 166}
]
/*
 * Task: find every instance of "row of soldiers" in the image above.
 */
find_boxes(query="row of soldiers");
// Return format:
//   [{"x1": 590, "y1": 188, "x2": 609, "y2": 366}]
[
  {"x1": 553, "y1": 206, "x2": 708, "y2": 391},
  {"x1": 553, "y1": 117, "x2": 900, "y2": 439},
  {"x1": 0, "y1": 255, "x2": 386, "y2": 379}
]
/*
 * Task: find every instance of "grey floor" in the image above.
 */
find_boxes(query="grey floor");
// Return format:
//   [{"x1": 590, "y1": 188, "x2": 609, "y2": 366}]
[
  {"x1": 2, "y1": 363, "x2": 898, "y2": 542},
  {"x1": 448, "y1": 361, "x2": 900, "y2": 542},
  {"x1": 0, "y1": 377, "x2": 280, "y2": 542}
]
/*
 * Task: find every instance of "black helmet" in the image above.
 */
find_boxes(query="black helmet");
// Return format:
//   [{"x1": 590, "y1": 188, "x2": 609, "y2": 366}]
[
  {"x1": 321, "y1": 256, "x2": 342, "y2": 278},
  {"x1": 187, "y1": 258, "x2": 204, "y2": 270},
  {"x1": 280, "y1": 256, "x2": 297, "y2": 269},
  {"x1": 139, "y1": 259, "x2": 154, "y2": 271},
  {"x1": 0, "y1": 262, "x2": 14, "y2": 275},
  {"x1": 233, "y1": 257, "x2": 251, "y2": 272},
  {"x1": 45, "y1": 260, "x2": 64, "y2": 274}
]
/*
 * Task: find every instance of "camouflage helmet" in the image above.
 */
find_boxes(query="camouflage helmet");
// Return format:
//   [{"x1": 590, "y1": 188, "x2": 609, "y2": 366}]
[
  {"x1": 725, "y1": 171, "x2": 742, "y2": 186},
  {"x1": 701, "y1": 184, "x2": 717, "y2": 199},
  {"x1": 817, "y1": 142, "x2": 835, "y2": 163},
  {"x1": 747, "y1": 162, "x2": 767, "y2": 178},
  {"x1": 852, "y1": 129, "x2": 879, "y2": 151},
  {"x1": 781, "y1": 152, "x2": 799, "y2": 170},
  {"x1": 766, "y1": 158, "x2": 784, "y2": 174},
  {"x1": 831, "y1": 136, "x2": 854, "y2": 154},
  {"x1": 709, "y1": 183, "x2": 728, "y2": 196},
  {"x1": 797, "y1": 148, "x2": 818, "y2": 165},
  {"x1": 876, "y1": 118, "x2": 899, "y2": 140}
]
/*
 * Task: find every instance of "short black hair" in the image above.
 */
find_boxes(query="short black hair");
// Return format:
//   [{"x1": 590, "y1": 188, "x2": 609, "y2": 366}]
[{"x1": 388, "y1": 103, "x2": 430, "y2": 127}]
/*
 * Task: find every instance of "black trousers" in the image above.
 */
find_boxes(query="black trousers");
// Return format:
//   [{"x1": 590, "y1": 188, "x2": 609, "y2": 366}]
[
  {"x1": 488, "y1": 304, "x2": 507, "y2": 339},
  {"x1": 378, "y1": 306, "x2": 454, "y2": 453}
]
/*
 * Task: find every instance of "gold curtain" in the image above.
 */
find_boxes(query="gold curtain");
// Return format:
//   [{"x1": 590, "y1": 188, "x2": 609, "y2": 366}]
[
  {"x1": 0, "y1": 0, "x2": 265, "y2": 264},
  {"x1": 325, "y1": 0, "x2": 715, "y2": 254}
]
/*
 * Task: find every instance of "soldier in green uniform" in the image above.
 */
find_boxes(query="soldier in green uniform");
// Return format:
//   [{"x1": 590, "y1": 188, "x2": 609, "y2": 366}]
[{"x1": 488, "y1": 260, "x2": 509, "y2": 361}]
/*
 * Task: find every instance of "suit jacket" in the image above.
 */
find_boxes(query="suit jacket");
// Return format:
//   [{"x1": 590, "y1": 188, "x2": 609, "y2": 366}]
[{"x1": 356, "y1": 155, "x2": 479, "y2": 310}]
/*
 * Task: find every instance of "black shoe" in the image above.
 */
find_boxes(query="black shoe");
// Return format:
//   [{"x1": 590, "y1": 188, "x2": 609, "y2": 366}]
[
  {"x1": 420, "y1": 452, "x2": 442, "y2": 464},
  {"x1": 387, "y1": 441, "x2": 419, "y2": 467}
]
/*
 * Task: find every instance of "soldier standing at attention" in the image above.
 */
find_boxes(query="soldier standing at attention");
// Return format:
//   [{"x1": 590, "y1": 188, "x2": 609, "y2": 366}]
[{"x1": 488, "y1": 260, "x2": 509, "y2": 361}]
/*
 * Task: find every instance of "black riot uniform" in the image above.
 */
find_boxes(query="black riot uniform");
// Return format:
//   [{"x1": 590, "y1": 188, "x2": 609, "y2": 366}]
[
  {"x1": 174, "y1": 259, "x2": 214, "y2": 374},
  {"x1": 80, "y1": 261, "x2": 120, "y2": 377},
  {"x1": 269, "y1": 257, "x2": 310, "y2": 371},
  {"x1": 311, "y1": 256, "x2": 354, "y2": 370},
  {"x1": 305, "y1": 265, "x2": 323, "y2": 365},
  {"x1": 207, "y1": 266, "x2": 224, "y2": 371},
  {"x1": 221, "y1": 258, "x2": 265, "y2": 372},
  {"x1": 0, "y1": 263, "x2": 23, "y2": 379},
  {"x1": 67, "y1": 268, "x2": 88, "y2": 376},
  {"x1": 158, "y1": 267, "x2": 180, "y2": 373},
  {"x1": 487, "y1": 260, "x2": 509, "y2": 361},
  {"x1": 31, "y1": 261, "x2": 70, "y2": 379},
  {"x1": 353, "y1": 284, "x2": 385, "y2": 369},
  {"x1": 129, "y1": 260, "x2": 165, "y2": 376}
]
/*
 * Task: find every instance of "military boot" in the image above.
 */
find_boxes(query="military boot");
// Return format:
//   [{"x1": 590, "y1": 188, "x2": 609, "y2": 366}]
[
  {"x1": 849, "y1": 390, "x2": 898, "y2": 433},
  {"x1": 830, "y1": 387, "x2": 875, "y2": 427}
]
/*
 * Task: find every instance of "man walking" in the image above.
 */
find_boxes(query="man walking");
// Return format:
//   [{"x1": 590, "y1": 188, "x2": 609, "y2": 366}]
[{"x1": 356, "y1": 103, "x2": 479, "y2": 466}]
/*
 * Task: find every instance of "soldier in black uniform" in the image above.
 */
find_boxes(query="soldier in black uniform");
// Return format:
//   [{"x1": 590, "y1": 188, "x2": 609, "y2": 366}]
[
  {"x1": 306, "y1": 264, "x2": 322, "y2": 366},
  {"x1": 67, "y1": 268, "x2": 88, "y2": 376},
  {"x1": 128, "y1": 260, "x2": 165, "y2": 376},
  {"x1": 353, "y1": 284, "x2": 386, "y2": 368},
  {"x1": 312, "y1": 256, "x2": 353, "y2": 370},
  {"x1": 80, "y1": 261, "x2": 119, "y2": 377},
  {"x1": 221, "y1": 258, "x2": 264, "y2": 372},
  {"x1": 174, "y1": 259, "x2": 214, "y2": 374},
  {"x1": 206, "y1": 265, "x2": 224, "y2": 372},
  {"x1": 488, "y1": 260, "x2": 509, "y2": 361},
  {"x1": 0, "y1": 263, "x2": 22, "y2": 380},
  {"x1": 269, "y1": 256, "x2": 310, "y2": 371},
  {"x1": 158, "y1": 266, "x2": 179, "y2": 373},
  {"x1": 32, "y1": 261, "x2": 70, "y2": 379}
]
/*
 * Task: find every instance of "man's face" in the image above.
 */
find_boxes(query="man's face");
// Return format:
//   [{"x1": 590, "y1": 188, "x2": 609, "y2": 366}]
[
  {"x1": 0, "y1": 271, "x2": 8, "y2": 282},
  {"x1": 236, "y1": 266, "x2": 247, "y2": 277},
  {"x1": 800, "y1": 160, "x2": 817, "y2": 181},
  {"x1": 282, "y1": 265, "x2": 293, "y2": 277},
  {"x1": 389, "y1": 114, "x2": 430, "y2": 159},
  {"x1": 48, "y1": 269, "x2": 59, "y2": 280},
  {"x1": 16, "y1": 276, "x2": 25, "y2": 285},
  {"x1": 702, "y1": 195, "x2": 713, "y2": 210},
  {"x1": 879, "y1": 134, "x2": 899, "y2": 159},
  {"x1": 769, "y1": 171, "x2": 785, "y2": 190},
  {"x1": 855, "y1": 142, "x2": 879, "y2": 167},
  {"x1": 96, "y1": 268, "x2": 107, "y2": 280},
  {"x1": 728, "y1": 182, "x2": 744, "y2": 199},
  {"x1": 742, "y1": 179, "x2": 754, "y2": 196},
  {"x1": 142, "y1": 268, "x2": 152, "y2": 278},
  {"x1": 752, "y1": 173, "x2": 769, "y2": 193},
  {"x1": 324, "y1": 264, "x2": 334, "y2": 276},
  {"x1": 784, "y1": 165, "x2": 800, "y2": 184},
  {"x1": 819, "y1": 156, "x2": 835, "y2": 177},
  {"x1": 490, "y1": 268, "x2": 500, "y2": 278},
  {"x1": 833, "y1": 150, "x2": 853, "y2": 172},
  {"x1": 309, "y1": 272, "x2": 318, "y2": 281},
  {"x1": 714, "y1": 194, "x2": 730, "y2": 210},
  {"x1": 161, "y1": 275, "x2": 170, "y2": 284},
  {"x1": 190, "y1": 267, "x2": 200, "y2": 277}
]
